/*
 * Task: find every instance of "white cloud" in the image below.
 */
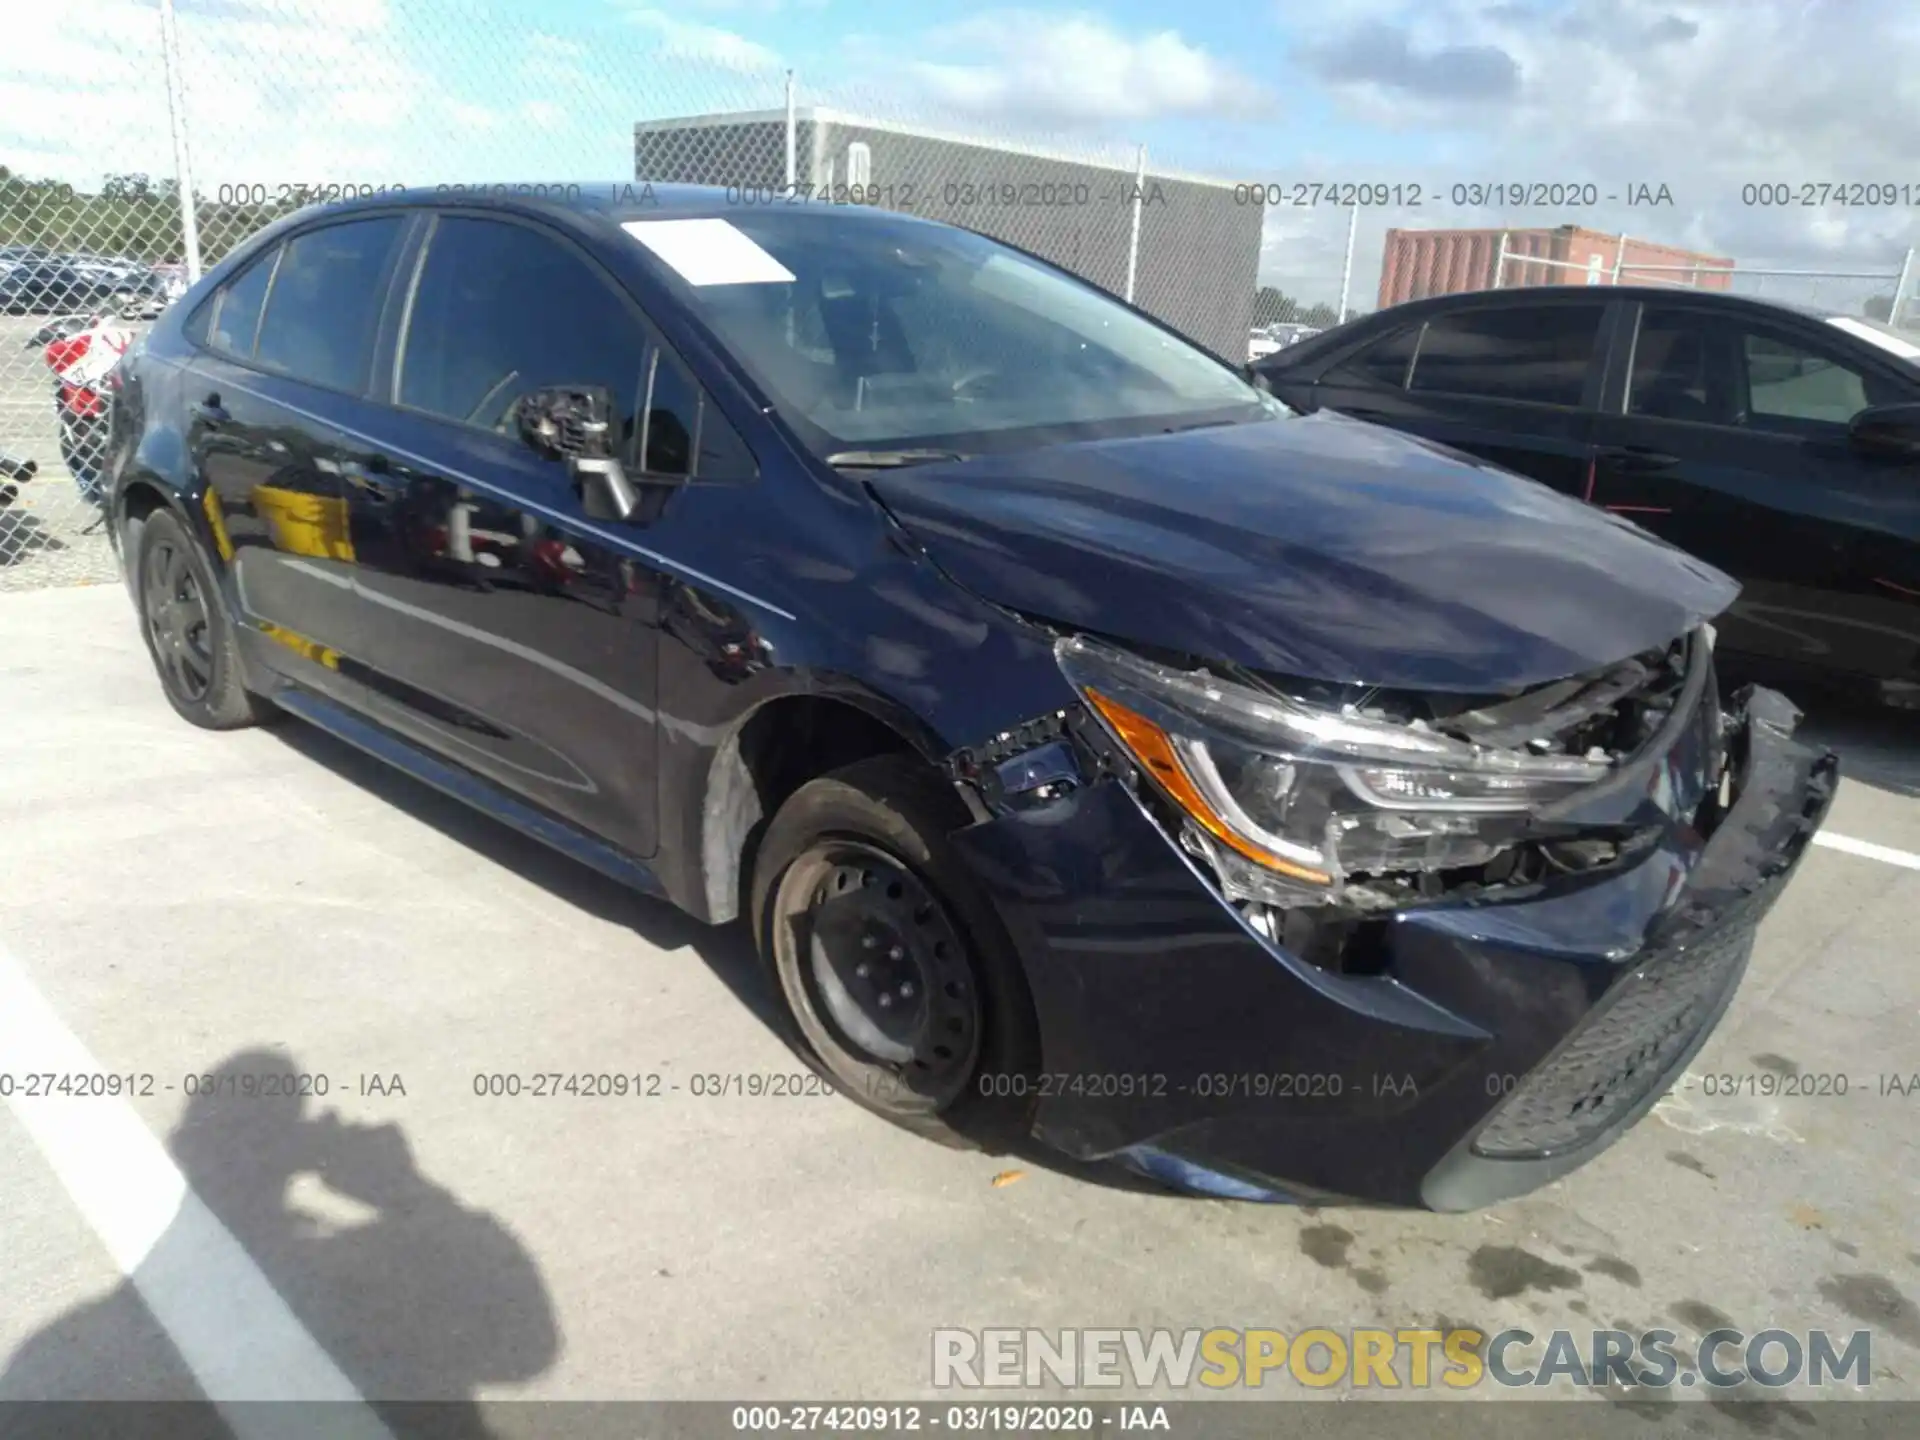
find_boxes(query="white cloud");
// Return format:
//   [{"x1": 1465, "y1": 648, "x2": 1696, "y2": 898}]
[
  {"x1": 444, "y1": 100, "x2": 508, "y2": 134},
  {"x1": 1292, "y1": 0, "x2": 1920, "y2": 278},
  {"x1": 622, "y1": 8, "x2": 783, "y2": 71},
  {"x1": 899, "y1": 11, "x2": 1271, "y2": 127},
  {"x1": 197, "y1": 0, "x2": 393, "y2": 33}
]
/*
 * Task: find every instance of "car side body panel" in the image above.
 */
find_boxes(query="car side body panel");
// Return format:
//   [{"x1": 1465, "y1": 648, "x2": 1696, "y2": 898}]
[
  {"x1": 1259, "y1": 286, "x2": 1920, "y2": 692},
  {"x1": 106, "y1": 200, "x2": 1080, "y2": 922}
]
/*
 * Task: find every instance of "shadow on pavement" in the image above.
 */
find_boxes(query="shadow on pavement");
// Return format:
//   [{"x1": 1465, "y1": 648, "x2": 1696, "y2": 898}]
[
  {"x1": 0, "y1": 1048, "x2": 559, "y2": 1437},
  {"x1": 0, "y1": 507, "x2": 68, "y2": 567},
  {"x1": 266, "y1": 719, "x2": 1174, "y2": 1198}
]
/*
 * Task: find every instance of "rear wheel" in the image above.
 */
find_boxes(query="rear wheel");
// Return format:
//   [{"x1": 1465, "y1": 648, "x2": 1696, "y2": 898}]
[
  {"x1": 135, "y1": 509, "x2": 273, "y2": 730},
  {"x1": 751, "y1": 754, "x2": 1039, "y2": 1149}
]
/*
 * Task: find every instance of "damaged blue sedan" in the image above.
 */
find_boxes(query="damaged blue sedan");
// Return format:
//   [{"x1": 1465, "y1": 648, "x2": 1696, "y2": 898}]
[{"x1": 105, "y1": 187, "x2": 1836, "y2": 1209}]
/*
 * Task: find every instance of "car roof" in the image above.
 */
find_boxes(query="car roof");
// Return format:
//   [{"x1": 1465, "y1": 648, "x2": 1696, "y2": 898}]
[
  {"x1": 1444, "y1": 284, "x2": 1802, "y2": 315},
  {"x1": 294, "y1": 182, "x2": 937, "y2": 232},
  {"x1": 1362, "y1": 284, "x2": 1862, "y2": 327},
  {"x1": 1259, "y1": 283, "x2": 1903, "y2": 369}
]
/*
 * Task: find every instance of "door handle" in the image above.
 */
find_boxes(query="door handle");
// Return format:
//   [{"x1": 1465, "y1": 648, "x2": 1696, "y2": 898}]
[
  {"x1": 1596, "y1": 445, "x2": 1680, "y2": 474},
  {"x1": 191, "y1": 394, "x2": 230, "y2": 427}
]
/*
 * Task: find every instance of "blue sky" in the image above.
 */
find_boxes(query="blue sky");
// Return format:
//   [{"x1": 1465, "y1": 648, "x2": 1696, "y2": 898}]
[{"x1": 5, "y1": 0, "x2": 1916, "y2": 307}]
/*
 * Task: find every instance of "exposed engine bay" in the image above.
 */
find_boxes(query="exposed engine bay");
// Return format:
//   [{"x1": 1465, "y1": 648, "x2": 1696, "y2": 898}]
[{"x1": 953, "y1": 628, "x2": 1731, "y2": 978}]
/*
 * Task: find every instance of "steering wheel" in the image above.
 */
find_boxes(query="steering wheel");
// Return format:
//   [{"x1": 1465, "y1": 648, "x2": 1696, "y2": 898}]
[{"x1": 949, "y1": 366, "x2": 1006, "y2": 402}]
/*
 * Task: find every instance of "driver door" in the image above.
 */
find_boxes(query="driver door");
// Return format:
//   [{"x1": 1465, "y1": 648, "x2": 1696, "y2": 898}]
[{"x1": 343, "y1": 212, "x2": 668, "y2": 856}]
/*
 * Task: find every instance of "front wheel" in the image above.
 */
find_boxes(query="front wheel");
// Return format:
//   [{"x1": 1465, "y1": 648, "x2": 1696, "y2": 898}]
[
  {"x1": 750, "y1": 754, "x2": 1040, "y2": 1150},
  {"x1": 134, "y1": 508, "x2": 273, "y2": 729}
]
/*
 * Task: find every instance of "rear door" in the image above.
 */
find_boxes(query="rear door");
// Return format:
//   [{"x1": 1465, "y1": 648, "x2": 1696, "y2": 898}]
[
  {"x1": 182, "y1": 214, "x2": 410, "y2": 701},
  {"x1": 1592, "y1": 301, "x2": 1920, "y2": 681},
  {"x1": 1306, "y1": 298, "x2": 1615, "y2": 497}
]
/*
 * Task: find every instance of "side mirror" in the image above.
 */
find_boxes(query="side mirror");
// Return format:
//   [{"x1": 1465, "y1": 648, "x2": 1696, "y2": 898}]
[
  {"x1": 1242, "y1": 364, "x2": 1273, "y2": 394},
  {"x1": 1848, "y1": 401, "x2": 1920, "y2": 459},
  {"x1": 514, "y1": 386, "x2": 641, "y2": 521}
]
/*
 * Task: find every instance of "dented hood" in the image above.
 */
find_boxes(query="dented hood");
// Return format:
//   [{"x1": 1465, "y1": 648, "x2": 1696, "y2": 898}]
[{"x1": 867, "y1": 412, "x2": 1738, "y2": 691}]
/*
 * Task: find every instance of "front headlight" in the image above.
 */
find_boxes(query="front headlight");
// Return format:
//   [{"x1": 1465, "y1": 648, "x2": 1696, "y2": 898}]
[{"x1": 1056, "y1": 635, "x2": 1610, "y2": 905}]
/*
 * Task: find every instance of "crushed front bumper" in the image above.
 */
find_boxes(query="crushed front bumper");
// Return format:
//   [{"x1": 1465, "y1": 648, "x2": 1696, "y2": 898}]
[{"x1": 949, "y1": 685, "x2": 1837, "y2": 1210}]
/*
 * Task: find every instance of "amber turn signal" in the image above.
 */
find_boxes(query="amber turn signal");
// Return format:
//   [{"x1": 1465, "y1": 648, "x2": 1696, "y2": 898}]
[{"x1": 1083, "y1": 688, "x2": 1332, "y2": 885}]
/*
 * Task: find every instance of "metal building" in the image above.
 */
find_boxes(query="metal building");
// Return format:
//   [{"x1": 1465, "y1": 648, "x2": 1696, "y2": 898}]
[{"x1": 633, "y1": 107, "x2": 1263, "y2": 362}]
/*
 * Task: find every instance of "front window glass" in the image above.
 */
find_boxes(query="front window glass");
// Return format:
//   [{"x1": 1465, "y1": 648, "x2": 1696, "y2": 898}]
[{"x1": 1741, "y1": 329, "x2": 1903, "y2": 433}]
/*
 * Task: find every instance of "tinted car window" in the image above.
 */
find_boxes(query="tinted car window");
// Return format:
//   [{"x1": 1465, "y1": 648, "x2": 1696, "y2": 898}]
[
  {"x1": 632, "y1": 346, "x2": 755, "y2": 481},
  {"x1": 252, "y1": 218, "x2": 403, "y2": 391},
  {"x1": 1740, "y1": 329, "x2": 1903, "y2": 433},
  {"x1": 1408, "y1": 305, "x2": 1605, "y2": 406},
  {"x1": 1323, "y1": 325, "x2": 1418, "y2": 389},
  {"x1": 208, "y1": 249, "x2": 277, "y2": 356},
  {"x1": 641, "y1": 347, "x2": 697, "y2": 476},
  {"x1": 399, "y1": 216, "x2": 650, "y2": 449},
  {"x1": 1627, "y1": 309, "x2": 1722, "y2": 423}
]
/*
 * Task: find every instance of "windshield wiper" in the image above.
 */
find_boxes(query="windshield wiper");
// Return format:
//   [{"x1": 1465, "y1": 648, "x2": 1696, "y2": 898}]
[{"x1": 824, "y1": 448, "x2": 976, "y2": 468}]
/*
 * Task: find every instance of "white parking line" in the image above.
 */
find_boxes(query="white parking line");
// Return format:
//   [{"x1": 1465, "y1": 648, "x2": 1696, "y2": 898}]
[
  {"x1": 1813, "y1": 831, "x2": 1920, "y2": 871},
  {"x1": 0, "y1": 941, "x2": 392, "y2": 1437}
]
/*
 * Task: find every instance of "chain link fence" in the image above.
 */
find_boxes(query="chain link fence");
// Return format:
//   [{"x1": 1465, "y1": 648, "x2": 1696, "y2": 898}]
[
  {"x1": 7, "y1": 6, "x2": 1911, "y2": 591},
  {"x1": 1483, "y1": 232, "x2": 1920, "y2": 328},
  {"x1": 0, "y1": 0, "x2": 1275, "y2": 591}
]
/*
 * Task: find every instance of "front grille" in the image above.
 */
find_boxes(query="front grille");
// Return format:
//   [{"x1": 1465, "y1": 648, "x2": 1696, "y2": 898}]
[{"x1": 1471, "y1": 888, "x2": 1765, "y2": 1159}]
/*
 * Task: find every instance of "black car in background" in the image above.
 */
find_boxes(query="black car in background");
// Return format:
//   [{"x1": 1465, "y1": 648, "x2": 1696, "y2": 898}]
[
  {"x1": 1255, "y1": 288, "x2": 1920, "y2": 704},
  {"x1": 104, "y1": 189, "x2": 1834, "y2": 1209}
]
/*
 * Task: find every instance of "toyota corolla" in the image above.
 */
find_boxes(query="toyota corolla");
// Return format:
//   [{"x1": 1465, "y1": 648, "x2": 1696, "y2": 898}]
[{"x1": 104, "y1": 188, "x2": 1836, "y2": 1209}]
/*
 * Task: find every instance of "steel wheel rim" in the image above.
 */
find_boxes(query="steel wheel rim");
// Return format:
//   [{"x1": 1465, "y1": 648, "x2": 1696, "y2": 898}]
[
  {"x1": 143, "y1": 541, "x2": 213, "y2": 702},
  {"x1": 775, "y1": 839, "x2": 983, "y2": 1109}
]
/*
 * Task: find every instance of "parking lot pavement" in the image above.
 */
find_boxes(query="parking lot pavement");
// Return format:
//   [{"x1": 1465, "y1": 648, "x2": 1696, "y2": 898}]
[{"x1": 1, "y1": 583, "x2": 1917, "y2": 1421}]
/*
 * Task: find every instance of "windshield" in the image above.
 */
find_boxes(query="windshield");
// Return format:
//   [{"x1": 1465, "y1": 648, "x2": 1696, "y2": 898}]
[{"x1": 623, "y1": 209, "x2": 1273, "y2": 456}]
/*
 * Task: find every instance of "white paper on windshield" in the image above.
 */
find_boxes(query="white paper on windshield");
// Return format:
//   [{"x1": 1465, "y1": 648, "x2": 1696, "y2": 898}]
[
  {"x1": 1825, "y1": 315, "x2": 1920, "y2": 360},
  {"x1": 620, "y1": 218, "x2": 795, "y2": 286}
]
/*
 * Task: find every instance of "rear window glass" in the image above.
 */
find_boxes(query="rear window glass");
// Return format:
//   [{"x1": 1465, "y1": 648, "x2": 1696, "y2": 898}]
[
  {"x1": 208, "y1": 250, "x2": 276, "y2": 357},
  {"x1": 252, "y1": 217, "x2": 404, "y2": 393},
  {"x1": 1408, "y1": 305, "x2": 1605, "y2": 406},
  {"x1": 1324, "y1": 325, "x2": 1418, "y2": 389}
]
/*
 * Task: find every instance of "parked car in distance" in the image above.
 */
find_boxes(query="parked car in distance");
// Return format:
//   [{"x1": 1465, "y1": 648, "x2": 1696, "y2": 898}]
[
  {"x1": 1267, "y1": 321, "x2": 1325, "y2": 349},
  {"x1": 69, "y1": 255, "x2": 177, "y2": 318},
  {"x1": 1246, "y1": 321, "x2": 1327, "y2": 362},
  {"x1": 1254, "y1": 287, "x2": 1920, "y2": 706},
  {"x1": 0, "y1": 253, "x2": 172, "y2": 317},
  {"x1": 105, "y1": 189, "x2": 1835, "y2": 1210}
]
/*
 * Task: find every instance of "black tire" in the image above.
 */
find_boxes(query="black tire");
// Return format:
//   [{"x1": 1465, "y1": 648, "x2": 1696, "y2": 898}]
[
  {"x1": 750, "y1": 753, "x2": 1040, "y2": 1150},
  {"x1": 135, "y1": 508, "x2": 273, "y2": 730}
]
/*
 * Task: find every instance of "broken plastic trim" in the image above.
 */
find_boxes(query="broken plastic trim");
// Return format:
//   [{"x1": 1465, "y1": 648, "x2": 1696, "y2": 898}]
[
  {"x1": 946, "y1": 710, "x2": 1081, "y2": 815},
  {"x1": 1054, "y1": 635, "x2": 1648, "y2": 905},
  {"x1": 1051, "y1": 635, "x2": 1712, "y2": 982}
]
